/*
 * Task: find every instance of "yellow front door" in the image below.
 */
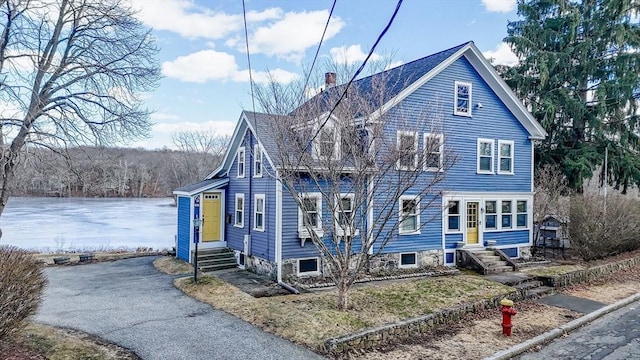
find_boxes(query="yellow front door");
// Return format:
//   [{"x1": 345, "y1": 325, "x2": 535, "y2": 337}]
[
  {"x1": 202, "y1": 193, "x2": 221, "y2": 242},
  {"x1": 466, "y1": 201, "x2": 479, "y2": 245}
]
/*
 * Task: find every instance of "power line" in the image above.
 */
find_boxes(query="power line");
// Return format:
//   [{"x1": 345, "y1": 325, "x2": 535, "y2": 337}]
[
  {"x1": 302, "y1": 0, "x2": 404, "y2": 160},
  {"x1": 299, "y1": 0, "x2": 338, "y2": 104},
  {"x1": 242, "y1": 0, "x2": 257, "y2": 116}
]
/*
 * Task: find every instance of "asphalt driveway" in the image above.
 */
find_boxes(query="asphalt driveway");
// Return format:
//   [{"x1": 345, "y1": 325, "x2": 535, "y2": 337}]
[{"x1": 35, "y1": 256, "x2": 324, "y2": 360}]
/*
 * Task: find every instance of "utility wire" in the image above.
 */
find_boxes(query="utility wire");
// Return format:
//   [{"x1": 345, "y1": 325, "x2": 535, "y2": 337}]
[
  {"x1": 242, "y1": 0, "x2": 257, "y2": 117},
  {"x1": 299, "y1": 0, "x2": 338, "y2": 105},
  {"x1": 300, "y1": 0, "x2": 404, "y2": 163}
]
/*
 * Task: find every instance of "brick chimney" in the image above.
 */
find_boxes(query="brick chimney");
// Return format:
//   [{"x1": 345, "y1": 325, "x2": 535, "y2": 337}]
[{"x1": 325, "y1": 72, "x2": 336, "y2": 88}]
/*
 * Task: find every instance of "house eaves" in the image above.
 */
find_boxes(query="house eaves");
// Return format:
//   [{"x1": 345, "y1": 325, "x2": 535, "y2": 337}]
[{"x1": 368, "y1": 42, "x2": 547, "y2": 140}]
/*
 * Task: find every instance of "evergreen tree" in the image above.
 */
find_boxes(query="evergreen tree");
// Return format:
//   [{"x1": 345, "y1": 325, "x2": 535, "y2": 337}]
[{"x1": 503, "y1": 0, "x2": 640, "y2": 192}]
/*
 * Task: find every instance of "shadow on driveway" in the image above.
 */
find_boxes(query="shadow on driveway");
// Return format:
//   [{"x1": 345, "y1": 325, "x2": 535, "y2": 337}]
[{"x1": 36, "y1": 256, "x2": 324, "y2": 360}]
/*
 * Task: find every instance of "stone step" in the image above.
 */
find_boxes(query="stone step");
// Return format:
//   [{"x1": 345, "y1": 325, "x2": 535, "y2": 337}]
[
  {"x1": 471, "y1": 250, "x2": 495, "y2": 257},
  {"x1": 197, "y1": 248, "x2": 233, "y2": 256},
  {"x1": 200, "y1": 262, "x2": 238, "y2": 272},
  {"x1": 485, "y1": 265, "x2": 514, "y2": 274},
  {"x1": 197, "y1": 252, "x2": 235, "y2": 261},
  {"x1": 513, "y1": 280, "x2": 544, "y2": 290},
  {"x1": 525, "y1": 286, "x2": 554, "y2": 298},
  {"x1": 198, "y1": 258, "x2": 237, "y2": 267}
]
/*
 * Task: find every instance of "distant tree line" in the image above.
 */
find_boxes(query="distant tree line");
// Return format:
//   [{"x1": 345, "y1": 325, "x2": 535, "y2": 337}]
[{"x1": 8, "y1": 145, "x2": 223, "y2": 198}]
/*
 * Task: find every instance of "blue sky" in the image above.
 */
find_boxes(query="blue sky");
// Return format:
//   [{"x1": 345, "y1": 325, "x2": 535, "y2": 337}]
[{"x1": 129, "y1": 0, "x2": 520, "y2": 150}]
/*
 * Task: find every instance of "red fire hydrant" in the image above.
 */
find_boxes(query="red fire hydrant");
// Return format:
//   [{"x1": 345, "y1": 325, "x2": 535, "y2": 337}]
[{"x1": 500, "y1": 298, "x2": 517, "y2": 336}]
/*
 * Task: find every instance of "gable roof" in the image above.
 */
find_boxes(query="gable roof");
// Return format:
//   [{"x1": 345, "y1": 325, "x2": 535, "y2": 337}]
[{"x1": 206, "y1": 41, "x2": 547, "y2": 179}]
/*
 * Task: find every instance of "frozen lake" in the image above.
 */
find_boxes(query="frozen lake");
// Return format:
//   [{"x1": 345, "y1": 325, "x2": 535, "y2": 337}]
[{"x1": 0, "y1": 197, "x2": 177, "y2": 252}]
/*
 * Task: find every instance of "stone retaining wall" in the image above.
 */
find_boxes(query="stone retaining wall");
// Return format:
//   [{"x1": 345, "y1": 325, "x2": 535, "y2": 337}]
[
  {"x1": 537, "y1": 256, "x2": 640, "y2": 288},
  {"x1": 323, "y1": 291, "x2": 524, "y2": 355}
]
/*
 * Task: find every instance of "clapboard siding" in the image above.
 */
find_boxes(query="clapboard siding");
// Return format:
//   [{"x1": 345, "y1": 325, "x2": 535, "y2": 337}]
[{"x1": 177, "y1": 196, "x2": 191, "y2": 261}]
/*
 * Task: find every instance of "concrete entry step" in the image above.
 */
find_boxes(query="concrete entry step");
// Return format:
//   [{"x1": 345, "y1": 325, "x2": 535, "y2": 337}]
[{"x1": 195, "y1": 247, "x2": 236, "y2": 272}]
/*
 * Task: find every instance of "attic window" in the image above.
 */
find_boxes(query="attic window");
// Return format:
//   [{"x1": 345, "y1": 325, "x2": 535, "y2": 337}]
[
  {"x1": 454, "y1": 81, "x2": 472, "y2": 116},
  {"x1": 314, "y1": 125, "x2": 340, "y2": 160}
]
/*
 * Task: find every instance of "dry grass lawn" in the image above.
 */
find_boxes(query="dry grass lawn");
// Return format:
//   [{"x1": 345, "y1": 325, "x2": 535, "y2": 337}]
[
  {"x1": 521, "y1": 264, "x2": 585, "y2": 277},
  {"x1": 153, "y1": 256, "x2": 193, "y2": 274},
  {"x1": 175, "y1": 274, "x2": 513, "y2": 350},
  {"x1": 34, "y1": 251, "x2": 159, "y2": 265},
  {"x1": 1, "y1": 323, "x2": 138, "y2": 360}
]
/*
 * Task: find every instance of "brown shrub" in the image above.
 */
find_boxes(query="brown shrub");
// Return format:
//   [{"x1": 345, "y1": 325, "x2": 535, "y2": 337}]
[
  {"x1": 569, "y1": 193, "x2": 640, "y2": 261},
  {"x1": 0, "y1": 246, "x2": 48, "y2": 340}
]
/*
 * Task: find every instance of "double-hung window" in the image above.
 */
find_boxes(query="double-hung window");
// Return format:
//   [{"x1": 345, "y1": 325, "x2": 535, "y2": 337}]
[
  {"x1": 397, "y1": 131, "x2": 418, "y2": 170},
  {"x1": 477, "y1": 139, "x2": 494, "y2": 174},
  {"x1": 234, "y1": 193, "x2": 244, "y2": 228},
  {"x1": 454, "y1": 81, "x2": 472, "y2": 116},
  {"x1": 399, "y1": 195, "x2": 420, "y2": 234},
  {"x1": 517, "y1": 200, "x2": 528, "y2": 228},
  {"x1": 498, "y1": 140, "x2": 514, "y2": 174},
  {"x1": 298, "y1": 193, "x2": 322, "y2": 234},
  {"x1": 485, "y1": 200, "x2": 497, "y2": 230},
  {"x1": 424, "y1": 133, "x2": 444, "y2": 171},
  {"x1": 501, "y1": 200, "x2": 512, "y2": 229},
  {"x1": 335, "y1": 194, "x2": 358, "y2": 237},
  {"x1": 254, "y1": 144, "x2": 263, "y2": 177},
  {"x1": 237, "y1": 147, "x2": 245, "y2": 178},
  {"x1": 447, "y1": 200, "x2": 460, "y2": 232},
  {"x1": 254, "y1": 194, "x2": 265, "y2": 231}
]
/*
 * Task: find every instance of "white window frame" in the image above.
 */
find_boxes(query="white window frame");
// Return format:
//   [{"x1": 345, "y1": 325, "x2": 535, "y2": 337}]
[
  {"x1": 334, "y1": 193, "x2": 359, "y2": 237},
  {"x1": 253, "y1": 144, "x2": 263, "y2": 177},
  {"x1": 399, "y1": 252, "x2": 418, "y2": 268},
  {"x1": 313, "y1": 123, "x2": 340, "y2": 161},
  {"x1": 298, "y1": 193, "x2": 323, "y2": 237},
  {"x1": 237, "y1": 146, "x2": 245, "y2": 178},
  {"x1": 396, "y1": 130, "x2": 418, "y2": 171},
  {"x1": 498, "y1": 140, "x2": 514, "y2": 175},
  {"x1": 424, "y1": 133, "x2": 444, "y2": 172},
  {"x1": 297, "y1": 257, "x2": 320, "y2": 276},
  {"x1": 484, "y1": 200, "x2": 498, "y2": 231},
  {"x1": 445, "y1": 199, "x2": 462, "y2": 234},
  {"x1": 516, "y1": 200, "x2": 528, "y2": 229},
  {"x1": 399, "y1": 195, "x2": 420, "y2": 235},
  {"x1": 234, "y1": 193, "x2": 244, "y2": 228},
  {"x1": 254, "y1": 194, "x2": 265, "y2": 232},
  {"x1": 477, "y1": 138, "x2": 494, "y2": 174},
  {"x1": 501, "y1": 200, "x2": 513, "y2": 229},
  {"x1": 454, "y1": 81, "x2": 472, "y2": 116}
]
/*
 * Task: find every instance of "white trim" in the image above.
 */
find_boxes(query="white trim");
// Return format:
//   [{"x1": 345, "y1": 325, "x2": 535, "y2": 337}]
[
  {"x1": 234, "y1": 193, "x2": 244, "y2": 228},
  {"x1": 464, "y1": 199, "x2": 483, "y2": 246},
  {"x1": 399, "y1": 195, "x2": 421, "y2": 235},
  {"x1": 423, "y1": 133, "x2": 444, "y2": 172},
  {"x1": 444, "y1": 250, "x2": 456, "y2": 266},
  {"x1": 298, "y1": 192, "x2": 324, "y2": 238},
  {"x1": 237, "y1": 146, "x2": 246, "y2": 178},
  {"x1": 253, "y1": 144, "x2": 263, "y2": 178},
  {"x1": 484, "y1": 199, "x2": 499, "y2": 231},
  {"x1": 276, "y1": 171, "x2": 283, "y2": 283},
  {"x1": 172, "y1": 178, "x2": 229, "y2": 196},
  {"x1": 444, "y1": 199, "x2": 462, "y2": 234},
  {"x1": 334, "y1": 193, "x2": 359, "y2": 237},
  {"x1": 297, "y1": 257, "x2": 321, "y2": 276},
  {"x1": 498, "y1": 140, "x2": 515, "y2": 175},
  {"x1": 312, "y1": 119, "x2": 341, "y2": 161},
  {"x1": 399, "y1": 252, "x2": 418, "y2": 268},
  {"x1": 254, "y1": 193, "x2": 265, "y2": 232},
  {"x1": 477, "y1": 138, "x2": 495, "y2": 174},
  {"x1": 396, "y1": 130, "x2": 419, "y2": 171},
  {"x1": 454, "y1": 81, "x2": 472, "y2": 116}
]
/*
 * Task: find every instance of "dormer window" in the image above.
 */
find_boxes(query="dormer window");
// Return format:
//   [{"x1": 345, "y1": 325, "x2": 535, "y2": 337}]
[
  {"x1": 454, "y1": 81, "x2": 472, "y2": 116},
  {"x1": 313, "y1": 123, "x2": 340, "y2": 160}
]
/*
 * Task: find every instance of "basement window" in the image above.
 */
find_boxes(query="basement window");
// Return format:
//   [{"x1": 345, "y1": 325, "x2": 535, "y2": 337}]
[
  {"x1": 297, "y1": 258, "x2": 320, "y2": 275},
  {"x1": 399, "y1": 252, "x2": 417, "y2": 268}
]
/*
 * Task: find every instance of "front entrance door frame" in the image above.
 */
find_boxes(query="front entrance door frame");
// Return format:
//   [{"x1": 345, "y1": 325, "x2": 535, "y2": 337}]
[
  {"x1": 198, "y1": 191, "x2": 226, "y2": 249},
  {"x1": 464, "y1": 199, "x2": 482, "y2": 246}
]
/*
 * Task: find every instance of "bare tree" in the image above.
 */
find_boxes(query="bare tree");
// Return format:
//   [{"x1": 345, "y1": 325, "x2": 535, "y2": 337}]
[
  {"x1": 0, "y1": 0, "x2": 160, "y2": 231},
  {"x1": 533, "y1": 164, "x2": 570, "y2": 245},
  {"x1": 171, "y1": 129, "x2": 230, "y2": 158},
  {"x1": 255, "y1": 69, "x2": 455, "y2": 310}
]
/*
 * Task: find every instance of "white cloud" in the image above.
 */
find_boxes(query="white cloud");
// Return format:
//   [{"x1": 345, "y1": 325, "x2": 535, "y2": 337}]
[
  {"x1": 483, "y1": 42, "x2": 519, "y2": 66},
  {"x1": 329, "y1": 44, "x2": 381, "y2": 66},
  {"x1": 162, "y1": 50, "x2": 299, "y2": 84},
  {"x1": 131, "y1": 0, "x2": 280, "y2": 40},
  {"x1": 240, "y1": 10, "x2": 345, "y2": 62},
  {"x1": 481, "y1": 0, "x2": 516, "y2": 13}
]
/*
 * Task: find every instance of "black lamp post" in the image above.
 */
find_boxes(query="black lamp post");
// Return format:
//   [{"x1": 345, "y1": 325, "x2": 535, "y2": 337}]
[{"x1": 193, "y1": 217, "x2": 202, "y2": 283}]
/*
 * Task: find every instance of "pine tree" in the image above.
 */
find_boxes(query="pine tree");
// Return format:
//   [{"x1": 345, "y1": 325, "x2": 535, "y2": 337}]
[{"x1": 503, "y1": 0, "x2": 640, "y2": 192}]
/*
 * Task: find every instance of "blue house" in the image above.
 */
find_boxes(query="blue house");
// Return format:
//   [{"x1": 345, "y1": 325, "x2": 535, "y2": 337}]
[{"x1": 173, "y1": 41, "x2": 546, "y2": 282}]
